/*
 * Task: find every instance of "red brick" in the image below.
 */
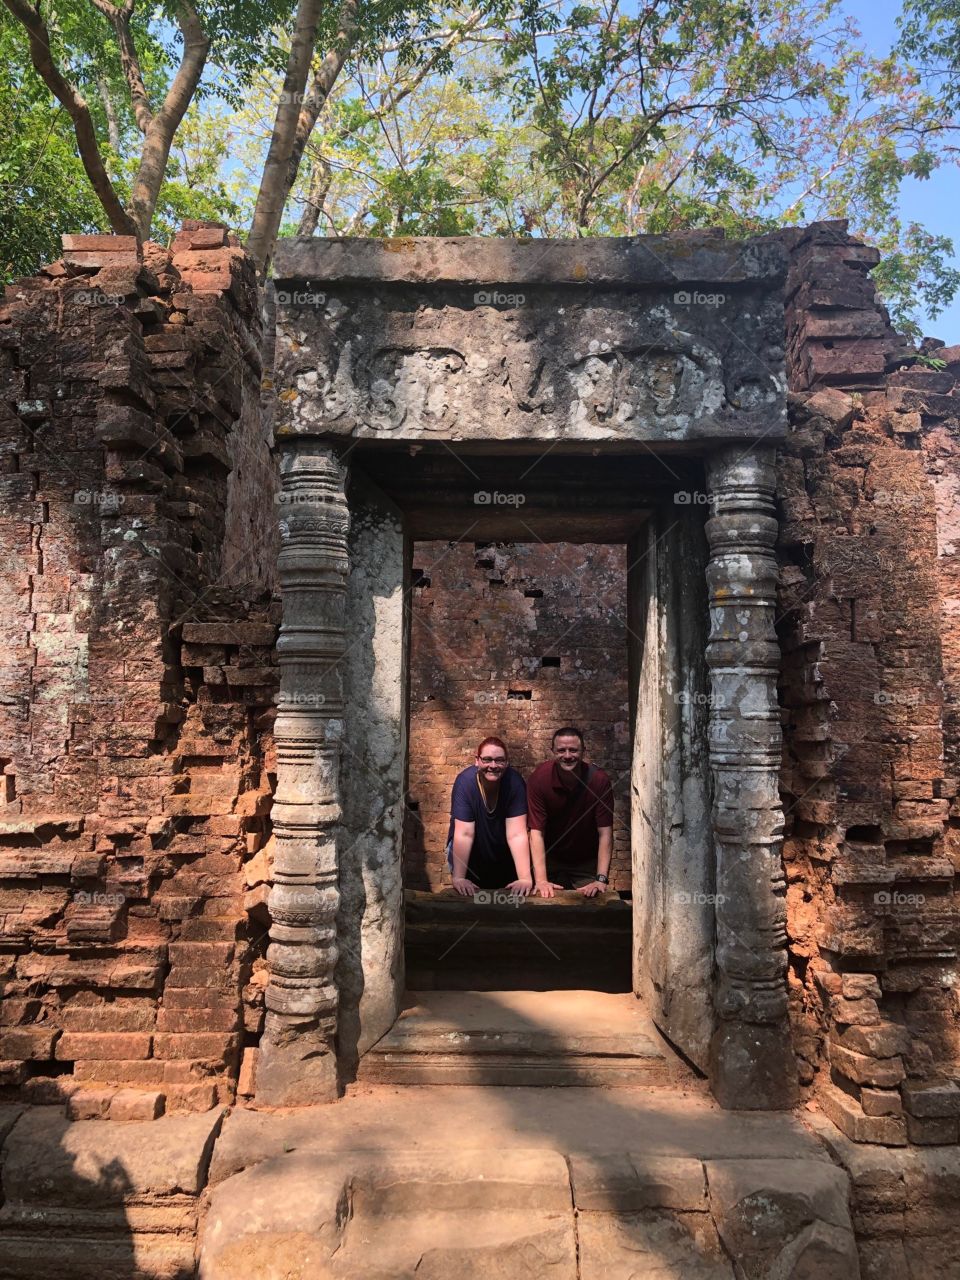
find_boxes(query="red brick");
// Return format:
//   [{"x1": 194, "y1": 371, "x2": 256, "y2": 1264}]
[{"x1": 56, "y1": 1032, "x2": 152, "y2": 1061}]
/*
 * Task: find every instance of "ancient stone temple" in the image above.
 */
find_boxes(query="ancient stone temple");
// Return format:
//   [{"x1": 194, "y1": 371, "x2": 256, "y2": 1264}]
[{"x1": 1, "y1": 221, "x2": 959, "y2": 1276}]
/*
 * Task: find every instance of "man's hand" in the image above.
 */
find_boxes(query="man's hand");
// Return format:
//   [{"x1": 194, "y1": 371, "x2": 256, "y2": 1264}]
[
  {"x1": 506, "y1": 877, "x2": 533, "y2": 897},
  {"x1": 534, "y1": 880, "x2": 564, "y2": 899},
  {"x1": 452, "y1": 877, "x2": 477, "y2": 896},
  {"x1": 576, "y1": 880, "x2": 605, "y2": 898}
]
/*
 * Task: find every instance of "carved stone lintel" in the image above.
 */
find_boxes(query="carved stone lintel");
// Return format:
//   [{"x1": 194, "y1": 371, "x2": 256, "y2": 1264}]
[
  {"x1": 705, "y1": 447, "x2": 798, "y2": 1110},
  {"x1": 257, "y1": 445, "x2": 349, "y2": 1106}
]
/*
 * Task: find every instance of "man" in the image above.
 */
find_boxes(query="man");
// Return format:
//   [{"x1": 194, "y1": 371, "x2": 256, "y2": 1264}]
[
  {"x1": 447, "y1": 737, "x2": 533, "y2": 896},
  {"x1": 527, "y1": 727, "x2": 614, "y2": 898}
]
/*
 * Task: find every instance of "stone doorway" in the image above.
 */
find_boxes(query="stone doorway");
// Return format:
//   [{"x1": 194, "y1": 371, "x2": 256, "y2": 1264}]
[
  {"x1": 257, "y1": 234, "x2": 796, "y2": 1112},
  {"x1": 334, "y1": 450, "x2": 716, "y2": 1091}
]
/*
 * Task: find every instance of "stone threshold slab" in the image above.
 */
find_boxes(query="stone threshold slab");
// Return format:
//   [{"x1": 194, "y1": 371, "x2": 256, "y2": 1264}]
[{"x1": 210, "y1": 1084, "x2": 824, "y2": 1187}]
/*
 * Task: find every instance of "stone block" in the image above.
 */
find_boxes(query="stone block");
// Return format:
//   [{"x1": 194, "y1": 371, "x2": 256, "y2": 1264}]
[
  {"x1": 56, "y1": 1032, "x2": 152, "y2": 1061},
  {"x1": 706, "y1": 1157, "x2": 857, "y2": 1277},
  {"x1": 109, "y1": 1089, "x2": 165, "y2": 1121},
  {"x1": 841, "y1": 974, "x2": 882, "y2": 1000},
  {"x1": 905, "y1": 1113, "x2": 959, "y2": 1145},
  {"x1": 164, "y1": 1081, "x2": 220, "y2": 1111},
  {"x1": 569, "y1": 1154, "x2": 706, "y2": 1212},
  {"x1": 901, "y1": 1080, "x2": 960, "y2": 1118},
  {"x1": 3, "y1": 1105, "x2": 224, "y2": 1212},
  {"x1": 152, "y1": 1032, "x2": 239, "y2": 1064},
  {"x1": 181, "y1": 622, "x2": 277, "y2": 646},
  {"x1": 237, "y1": 1047, "x2": 258, "y2": 1097},
  {"x1": 828, "y1": 1043, "x2": 905, "y2": 1087},
  {"x1": 861, "y1": 1088, "x2": 903, "y2": 1117},
  {"x1": 0, "y1": 1026, "x2": 59, "y2": 1060},
  {"x1": 819, "y1": 1081, "x2": 907, "y2": 1145},
  {"x1": 835, "y1": 1023, "x2": 911, "y2": 1059},
  {"x1": 65, "y1": 1088, "x2": 115, "y2": 1120},
  {"x1": 578, "y1": 1211, "x2": 730, "y2": 1279}
]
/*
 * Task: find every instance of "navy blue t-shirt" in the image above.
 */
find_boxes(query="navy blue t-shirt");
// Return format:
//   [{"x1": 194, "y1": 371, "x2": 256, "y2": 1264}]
[{"x1": 446, "y1": 765, "x2": 527, "y2": 888}]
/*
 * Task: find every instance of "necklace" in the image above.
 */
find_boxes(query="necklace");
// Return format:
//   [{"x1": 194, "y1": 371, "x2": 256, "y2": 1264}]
[{"x1": 477, "y1": 769, "x2": 500, "y2": 815}]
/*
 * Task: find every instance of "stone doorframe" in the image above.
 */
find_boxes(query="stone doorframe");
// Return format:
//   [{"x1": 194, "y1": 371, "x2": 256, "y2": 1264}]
[
  {"x1": 254, "y1": 234, "x2": 797, "y2": 1109},
  {"x1": 254, "y1": 439, "x2": 796, "y2": 1110}
]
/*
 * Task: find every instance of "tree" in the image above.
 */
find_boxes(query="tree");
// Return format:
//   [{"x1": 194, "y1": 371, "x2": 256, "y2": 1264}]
[
  {"x1": 898, "y1": 0, "x2": 960, "y2": 110},
  {"x1": 277, "y1": 0, "x2": 960, "y2": 333},
  {"x1": 0, "y1": 15, "x2": 107, "y2": 279}
]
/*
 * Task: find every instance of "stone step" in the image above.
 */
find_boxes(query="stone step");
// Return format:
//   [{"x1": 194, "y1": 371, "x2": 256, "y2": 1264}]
[
  {"x1": 404, "y1": 888, "x2": 632, "y2": 992},
  {"x1": 358, "y1": 989, "x2": 678, "y2": 1087},
  {"x1": 199, "y1": 1143, "x2": 859, "y2": 1280}
]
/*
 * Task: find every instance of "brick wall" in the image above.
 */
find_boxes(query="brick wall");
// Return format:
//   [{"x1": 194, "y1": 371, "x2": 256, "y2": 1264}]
[
  {"x1": 0, "y1": 227, "x2": 278, "y2": 1116},
  {"x1": 405, "y1": 540, "x2": 631, "y2": 890},
  {"x1": 777, "y1": 221, "x2": 960, "y2": 1143}
]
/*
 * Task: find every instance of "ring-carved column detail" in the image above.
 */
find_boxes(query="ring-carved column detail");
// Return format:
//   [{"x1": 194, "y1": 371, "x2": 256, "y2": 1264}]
[
  {"x1": 705, "y1": 447, "x2": 798, "y2": 1110},
  {"x1": 256, "y1": 444, "x2": 349, "y2": 1105}
]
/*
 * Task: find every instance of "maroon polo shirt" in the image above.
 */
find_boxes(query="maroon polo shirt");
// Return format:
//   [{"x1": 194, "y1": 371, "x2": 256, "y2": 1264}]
[{"x1": 526, "y1": 760, "x2": 614, "y2": 869}]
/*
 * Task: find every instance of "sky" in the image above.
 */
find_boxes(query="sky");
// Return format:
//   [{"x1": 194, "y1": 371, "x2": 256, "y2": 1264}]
[{"x1": 853, "y1": 0, "x2": 960, "y2": 341}]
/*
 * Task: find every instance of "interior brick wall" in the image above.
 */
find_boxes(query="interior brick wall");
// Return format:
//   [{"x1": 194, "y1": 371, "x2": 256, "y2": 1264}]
[{"x1": 405, "y1": 540, "x2": 631, "y2": 891}]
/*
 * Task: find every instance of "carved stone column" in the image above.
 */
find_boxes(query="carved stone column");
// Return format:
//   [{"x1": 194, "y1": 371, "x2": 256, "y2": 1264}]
[
  {"x1": 705, "y1": 447, "x2": 798, "y2": 1109},
  {"x1": 256, "y1": 444, "x2": 349, "y2": 1105}
]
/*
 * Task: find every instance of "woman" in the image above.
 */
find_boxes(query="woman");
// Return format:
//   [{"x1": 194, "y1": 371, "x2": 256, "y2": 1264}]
[{"x1": 446, "y1": 736, "x2": 533, "y2": 896}]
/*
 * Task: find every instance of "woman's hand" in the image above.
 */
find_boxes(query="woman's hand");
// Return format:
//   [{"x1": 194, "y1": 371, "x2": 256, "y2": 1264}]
[
  {"x1": 534, "y1": 880, "x2": 564, "y2": 899},
  {"x1": 506, "y1": 877, "x2": 533, "y2": 897},
  {"x1": 452, "y1": 877, "x2": 477, "y2": 896}
]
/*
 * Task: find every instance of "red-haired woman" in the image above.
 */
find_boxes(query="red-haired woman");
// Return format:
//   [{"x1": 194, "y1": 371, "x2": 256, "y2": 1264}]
[{"x1": 446, "y1": 737, "x2": 532, "y2": 896}]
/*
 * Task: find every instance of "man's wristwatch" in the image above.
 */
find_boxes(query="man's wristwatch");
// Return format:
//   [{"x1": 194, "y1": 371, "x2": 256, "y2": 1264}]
[{"x1": 595, "y1": 873, "x2": 609, "y2": 885}]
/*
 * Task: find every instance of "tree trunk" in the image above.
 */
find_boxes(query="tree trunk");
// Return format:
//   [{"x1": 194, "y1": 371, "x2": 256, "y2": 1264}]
[
  {"x1": 127, "y1": 0, "x2": 209, "y2": 238},
  {"x1": 247, "y1": 0, "x2": 344, "y2": 276}
]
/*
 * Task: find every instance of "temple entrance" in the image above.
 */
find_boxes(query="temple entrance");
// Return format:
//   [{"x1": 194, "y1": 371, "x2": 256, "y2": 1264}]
[
  {"x1": 329, "y1": 447, "x2": 718, "y2": 1086},
  {"x1": 259, "y1": 234, "x2": 796, "y2": 1111}
]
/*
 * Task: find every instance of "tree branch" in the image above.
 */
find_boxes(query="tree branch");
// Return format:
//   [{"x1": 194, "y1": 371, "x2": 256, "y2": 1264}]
[
  {"x1": 86, "y1": 0, "x2": 155, "y2": 134},
  {"x1": 281, "y1": 0, "x2": 360, "y2": 210},
  {"x1": 2, "y1": 0, "x2": 136, "y2": 235}
]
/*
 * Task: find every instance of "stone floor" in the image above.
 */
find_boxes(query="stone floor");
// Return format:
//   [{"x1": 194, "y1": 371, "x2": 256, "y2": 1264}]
[
  {"x1": 2, "y1": 992, "x2": 960, "y2": 1278},
  {"x1": 358, "y1": 989, "x2": 683, "y2": 1086},
  {"x1": 0, "y1": 1083, "x2": 859, "y2": 1280}
]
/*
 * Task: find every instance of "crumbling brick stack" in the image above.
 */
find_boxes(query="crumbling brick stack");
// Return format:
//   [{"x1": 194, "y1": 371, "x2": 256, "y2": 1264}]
[
  {"x1": 0, "y1": 227, "x2": 278, "y2": 1116},
  {"x1": 406, "y1": 540, "x2": 632, "y2": 890},
  {"x1": 777, "y1": 221, "x2": 960, "y2": 1144}
]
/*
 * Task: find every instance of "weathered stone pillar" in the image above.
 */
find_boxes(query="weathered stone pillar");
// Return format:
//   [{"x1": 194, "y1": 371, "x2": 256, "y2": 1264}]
[
  {"x1": 256, "y1": 444, "x2": 349, "y2": 1105},
  {"x1": 705, "y1": 448, "x2": 798, "y2": 1109}
]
